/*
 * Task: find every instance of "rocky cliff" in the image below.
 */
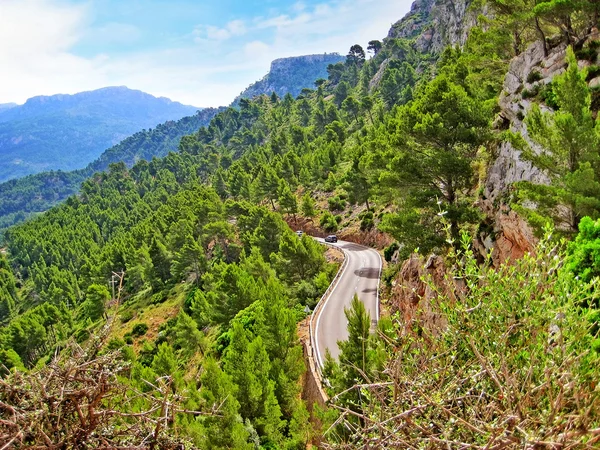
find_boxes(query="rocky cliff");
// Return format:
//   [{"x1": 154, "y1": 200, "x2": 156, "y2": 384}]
[
  {"x1": 387, "y1": 0, "x2": 480, "y2": 53},
  {"x1": 385, "y1": 2, "x2": 600, "y2": 317},
  {"x1": 232, "y1": 53, "x2": 344, "y2": 104},
  {"x1": 480, "y1": 32, "x2": 600, "y2": 263}
]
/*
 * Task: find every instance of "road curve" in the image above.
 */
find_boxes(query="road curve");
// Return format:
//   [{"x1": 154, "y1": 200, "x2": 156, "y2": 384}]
[{"x1": 313, "y1": 238, "x2": 382, "y2": 367}]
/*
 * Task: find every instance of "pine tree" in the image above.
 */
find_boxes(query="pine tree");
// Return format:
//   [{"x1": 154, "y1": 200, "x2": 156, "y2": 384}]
[
  {"x1": 512, "y1": 48, "x2": 600, "y2": 233},
  {"x1": 380, "y1": 72, "x2": 491, "y2": 251},
  {"x1": 83, "y1": 284, "x2": 109, "y2": 321},
  {"x1": 300, "y1": 193, "x2": 317, "y2": 219},
  {"x1": 277, "y1": 182, "x2": 298, "y2": 221},
  {"x1": 198, "y1": 357, "x2": 252, "y2": 449}
]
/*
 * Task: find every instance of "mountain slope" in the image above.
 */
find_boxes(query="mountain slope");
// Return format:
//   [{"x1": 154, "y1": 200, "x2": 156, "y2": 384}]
[
  {"x1": 232, "y1": 53, "x2": 344, "y2": 104},
  {"x1": 0, "y1": 107, "x2": 223, "y2": 232},
  {"x1": 0, "y1": 86, "x2": 200, "y2": 182},
  {"x1": 0, "y1": 53, "x2": 349, "y2": 233},
  {"x1": 0, "y1": 103, "x2": 17, "y2": 113}
]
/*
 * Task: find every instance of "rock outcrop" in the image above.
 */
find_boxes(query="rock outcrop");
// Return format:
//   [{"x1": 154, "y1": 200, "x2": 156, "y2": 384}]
[
  {"x1": 387, "y1": 253, "x2": 450, "y2": 332},
  {"x1": 387, "y1": 0, "x2": 480, "y2": 54},
  {"x1": 232, "y1": 53, "x2": 344, "y2": 105},
  {"x1": 479, "y1": 37, "x2": 600, "y2": 262}
]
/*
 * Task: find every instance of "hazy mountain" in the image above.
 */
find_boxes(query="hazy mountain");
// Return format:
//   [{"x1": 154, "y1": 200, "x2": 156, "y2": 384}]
[
  {"x1": 0, "y1": 86, "x2": 200, "y2": 182},
  {"x1": 0, "y1": 103, "x2": 17, "y2": 113},
  {"x1": 0, "y1": 107, "x2": 223, "y2": 233},
  {"x1": 232, "y1": 53, "x2": 344, "y2": 104}
]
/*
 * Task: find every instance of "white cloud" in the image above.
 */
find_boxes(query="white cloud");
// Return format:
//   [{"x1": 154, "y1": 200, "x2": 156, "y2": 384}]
[
  {"x1": 0, "y1": 0, "x2": 106, "y2": 103},
  {"x1": 194, "y1": 19, "x2": 247, "y2": 43},
  {"x1": 0, "y1": 0, "x2": 414, "y2": 108}
]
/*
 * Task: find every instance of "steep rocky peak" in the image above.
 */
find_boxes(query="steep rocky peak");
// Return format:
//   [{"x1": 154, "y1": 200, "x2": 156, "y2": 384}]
[
  {"x1": 388, "y1": 0, "x2": 478, "y2": 54},
  {"x1": 269, "y1": 54, "x2": 342, "y2": 74}
]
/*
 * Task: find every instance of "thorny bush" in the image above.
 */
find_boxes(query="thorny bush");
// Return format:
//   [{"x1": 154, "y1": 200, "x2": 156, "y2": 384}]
[{"x1": 325, "y1": 231, "x2": 600, "y2": 449}]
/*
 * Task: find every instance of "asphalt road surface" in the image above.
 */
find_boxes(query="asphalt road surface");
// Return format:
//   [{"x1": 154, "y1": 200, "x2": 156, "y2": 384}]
[{"x1": 313, "y1": 238, "x2": 382, "y2": 367}]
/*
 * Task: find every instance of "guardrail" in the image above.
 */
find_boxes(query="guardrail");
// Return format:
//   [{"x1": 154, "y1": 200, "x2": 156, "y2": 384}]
[{"x1": 309, "y1": 240, "x2": 349, "y2": 377}]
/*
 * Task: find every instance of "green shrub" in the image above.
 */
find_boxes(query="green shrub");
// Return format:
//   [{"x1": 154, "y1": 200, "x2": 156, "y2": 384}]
[
  {"x1": 320, "y1": 211, "x2": 338, "y2": 232},
  {"x1": 328, "y1": 196, "x2": 347, "y2": 211},
  {"x1": 384, "y1": 242, "x2": 399, "y2": 262},
  {"x1": 359, "y1": 211, "x2": 374, "y2": 231},
  {"x1": 151, "y1": 292, "x2": 167, "y2": 305},
  {"x1": 74, "y1": 328, "x2": 90, "y2": 343},
  {"x1": 575, "y1": 46, "x2": 599, "y2": 62},
  {"x1": 539, "y1": 82, "x2": 559, "y2": 109},
  {"x1": 360, "y1": 217, "x2": 374, "y2": 231},
  {"x1": 566, "y1": 216, "x2": 600, "y2": 284},
  {"x1": 586, "y1": 65, "x2": 600, "y2": 81},
  {"x1": 120, "y1": 310, "x2": 134, "y2": 323},
  {"x1": 326, "y1": 232, "x2": 600, "y2": 446},
  {"x1": 381, "y1": 264, "x2": 400, "y2": 287},
  {"x1": 106, "y1": 338, "x2": 126, "y2": 351},
  {"x1": 521, "y1": 84, "x2": 540, "y2": 99},
  {"x1": 131, "y1": 322, "x2": 149, "y2": 337},
  {"x1": 526, "y1": 70, "x2": 543, "y2": 83}
]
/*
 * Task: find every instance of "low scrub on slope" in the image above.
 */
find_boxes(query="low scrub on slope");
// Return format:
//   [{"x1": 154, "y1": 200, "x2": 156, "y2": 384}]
[{"x1": 324, "y1": 231, "x2": 600, "y2": 448}]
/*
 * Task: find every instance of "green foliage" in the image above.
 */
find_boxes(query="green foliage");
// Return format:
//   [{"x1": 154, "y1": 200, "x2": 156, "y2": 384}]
[
  {"x1": 358, "y1": 210, "x2": 374, "y2": 231},
  {"x1": 527, "y1": 69, "x2": 544, "y2": 83},
  {"x1": 383, "y1": 242, "x2": 399, "y2": 262},
  {"x1": 320, "y1": 211, "x2": 338, "y2": 232},
  {"x1": 322, "y1": 295, "x2": 387, "y2": 428},
  {"x1": 82, "y1": 284, "x2": 109, "y2": 322},
  {"x1": 327, "y1": 195, "x2": 346, "y2": 212},
  {"x1": 512, "y1": 48, "x2": 600, "y2": 233},
  {"x1": 131, "y1": 322, "x2": 149, "y2": 337},
  {"x1": 567, "y1": 216, "x2": 600, "y2": 283},
  {"x1": 377, "y1": 64, "x2": 492, "y2": 253},
  {"x1": 4, "y1": 7, "x2": 600, "y2": 445},
  {"x1": 271, "y1": 232, "x2": 326, "y2": 284},
  {"x1": 0, "y1": 253, "x2": 17, "y2": 323},
  {"x1": 0, "y1": 107, "x2": 222, "y2": 235},
  {"x1": 326, "y1": 233, "x2": 600, "y2": 447},
  {"x1": 300, "y1": 193, "x2": 317, "y2": 218}
]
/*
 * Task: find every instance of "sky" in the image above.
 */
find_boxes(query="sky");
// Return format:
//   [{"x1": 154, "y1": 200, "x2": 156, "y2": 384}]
[{"x1": 0, "y1": 0, "x2": 414, "y2": 107}]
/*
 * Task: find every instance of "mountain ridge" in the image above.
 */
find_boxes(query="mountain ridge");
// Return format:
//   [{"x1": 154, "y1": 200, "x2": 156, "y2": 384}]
[
  {"x1": 0, "y1": 86, "x2": 200, "y2": 182},
  {"x1": 232, "y1": 53, "x2": 344, "y2": 104}
]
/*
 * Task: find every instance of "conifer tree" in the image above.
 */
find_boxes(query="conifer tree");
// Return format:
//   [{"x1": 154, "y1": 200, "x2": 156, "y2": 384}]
[
  {"x1": 512, "y1": 48, "x2": 600, "y2": 233},
  {"x1": 277, "y1": 182, "x2": 298, "y2": 221},
  {"x1": 198, "y1": 357, "x2": 252, "y2": 449},
  {"x1": 83, "y1": 284, "x2": 109, "y2": 321},
  {"x1": 300, "y1": 193, "x2": 317, "y2": 219}
]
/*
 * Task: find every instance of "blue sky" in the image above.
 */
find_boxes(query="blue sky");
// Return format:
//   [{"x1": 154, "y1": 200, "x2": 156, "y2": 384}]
[{"x1": 0, "y1": 0, "x2": 413, "y2": 107}]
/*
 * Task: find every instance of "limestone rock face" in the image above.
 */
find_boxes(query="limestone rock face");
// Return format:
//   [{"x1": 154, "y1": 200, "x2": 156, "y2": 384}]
[
  {"x1": 479, "y1": 40, "x2": 574, "y2": 262},
  {"x1": 388, "y1": 253, "x2": 448, "y2": 330},
  {"x1": 232, "y1": 53, "x2": 344, "y2": 105},
  {"x1": 388, "y1": 0, "x2": 479, "y2": 54}
]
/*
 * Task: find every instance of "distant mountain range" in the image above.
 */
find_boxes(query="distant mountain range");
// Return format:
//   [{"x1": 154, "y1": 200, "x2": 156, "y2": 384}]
[
  {"x1": 0, "y1": 87, "x2": 199, "y2": 182},
  {"x1": 0, "y1": 53, "x2": 343, "y2": 234},
  {"x1": 0, "y1": 103, "x2": 17, "y2": 113},
  {"x1": 0, "y1": 107, "x2": 223, "y2": 232},
  {"x1": 232, "y1": 53, "x2": 344, "y2": 104}
]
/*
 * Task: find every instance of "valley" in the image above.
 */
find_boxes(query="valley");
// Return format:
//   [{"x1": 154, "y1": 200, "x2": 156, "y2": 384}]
[{"x1": 1, "y1": 0, "x2": 600, "y2": 448}]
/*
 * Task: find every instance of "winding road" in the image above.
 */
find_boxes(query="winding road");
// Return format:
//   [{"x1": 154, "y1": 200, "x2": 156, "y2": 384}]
[{"x1": 312, "y1": 238, "x2": 382, "y2": 368}]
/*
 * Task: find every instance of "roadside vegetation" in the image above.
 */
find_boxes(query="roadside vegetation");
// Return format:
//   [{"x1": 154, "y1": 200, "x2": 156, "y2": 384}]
[{"x1": 1, "y1": 0, "x2": 600, "y2": 447}]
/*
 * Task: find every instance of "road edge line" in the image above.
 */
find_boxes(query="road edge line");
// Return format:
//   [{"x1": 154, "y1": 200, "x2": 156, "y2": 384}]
[{"x1": 310, "y1": 241, "x2": 349, "y2": 371}]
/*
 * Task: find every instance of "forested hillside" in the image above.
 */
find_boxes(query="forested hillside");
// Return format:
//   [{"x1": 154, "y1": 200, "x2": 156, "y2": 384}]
[
  {"x1": 0, "y1": 53, "x2": 347, "y2": 235},
  {"x1": 0, "y1": 108, "x2": 224, "y2": 233},
  {"x1": 0, "y1": 87, "x2": 200, "y2": 182},
  {"x1": 1, "y1": 0, "x2": 600, "y2": 448}
]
